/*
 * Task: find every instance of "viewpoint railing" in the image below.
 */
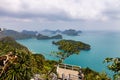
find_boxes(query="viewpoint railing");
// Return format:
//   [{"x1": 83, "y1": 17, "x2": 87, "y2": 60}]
[
  {"x1": 57, "y1": 63, "x2": 81, "y2": 71},
  {"x1": 57, "y1": 63, "x2": 84, "y2": 80}
]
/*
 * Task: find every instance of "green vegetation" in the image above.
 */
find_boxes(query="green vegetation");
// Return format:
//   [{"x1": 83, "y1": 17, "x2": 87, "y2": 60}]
[
  {"x1": 0, "y1": 37, "x2": 56, "y2": 80},
  {"x1": 0, "y1": 37, "x2": 36, "y2": 80},
  {"x1": 53, "y1": 39, "x2": 90, "y2": 52},
  {"x1": 52, "y1": 39, "x2": 90, "y2": 61},
  {"x1": 0, "y1": 37, "x2": 111, "y2": 80},
  {"x1": 104, "y1": 57, "x2": 120, "y2": 80},
  {"x1": 82, "y1": 67, "x2": 110, "y2": 80},
  {"x1": 52, "y1": 39, "x2": 110, "y2": 79}
]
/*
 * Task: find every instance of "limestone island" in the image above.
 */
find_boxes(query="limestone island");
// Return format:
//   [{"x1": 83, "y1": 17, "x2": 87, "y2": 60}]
[
  {"x1": 62, "y1": 29, "x2": 82, "y2": 36},
  {"x1": 36, "y1": 34, "x2": 62, "y2": 40}
]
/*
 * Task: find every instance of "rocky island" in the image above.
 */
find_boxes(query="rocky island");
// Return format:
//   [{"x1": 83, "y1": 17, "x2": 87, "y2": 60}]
[
  {"x1": 62, "y1": 29, "x2": 82, "y2": 36},
  {"x1": 36, "y1": 34, "x2": 62, "y2": 40}
]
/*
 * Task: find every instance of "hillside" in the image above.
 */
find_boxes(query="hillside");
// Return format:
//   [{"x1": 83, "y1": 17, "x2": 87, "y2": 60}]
[
  {"x1": 0, "y1": 37, "x2": 56, "y2": 80},
  {"x1": 0, "y1": 37, "x2": 110, "y2": 80}
]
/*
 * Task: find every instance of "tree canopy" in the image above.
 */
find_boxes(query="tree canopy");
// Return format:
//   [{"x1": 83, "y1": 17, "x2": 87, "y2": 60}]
[
  {"x1": 0, "y1": 37, "x2": 56, "y2": 80},
  {"x1": 0, "y1": 37, "x2": 111, "y2": 80},
  {"x1": 104, "y1": 57, "x2": 120, "y2": 80},
  {"x1": 52, "y1": 39, "x2": 90, "y2": 62}
]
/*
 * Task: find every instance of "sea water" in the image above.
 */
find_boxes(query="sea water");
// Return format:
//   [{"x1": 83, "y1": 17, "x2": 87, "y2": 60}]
[{"x1": 17, "y1": 31, "x2": 120, "y2": 77}]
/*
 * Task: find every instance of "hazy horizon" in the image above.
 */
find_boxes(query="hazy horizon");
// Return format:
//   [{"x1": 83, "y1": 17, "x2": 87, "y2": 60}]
[{"x1": 0, "y1": 0, "x2": 120, "y2": 31}]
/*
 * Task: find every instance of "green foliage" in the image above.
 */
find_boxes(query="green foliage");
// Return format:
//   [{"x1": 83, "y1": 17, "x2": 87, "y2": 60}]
[
  {"x1": 51, "y1": 39, "x2": 111, "y2": 80},
  {"x1": 0, "y1": 37, "x2": 38, "y2": 80},
  {"x1": 0, "y1": 37, "x2": 111, "y2": 80},
  {"x1": 104, "y1": 57, "x2": 120, "y2": 80},
  {"x1": 114, "y1": 73, "x2": 120, "y2": 80},
  {"x1": 0, "y1": 36, "x2": 29, "y2": 55},
  {"x1": 53, "y1": 39, "x2": 90, "y2": 54},
  {"x1": 0, "y1": 37, "x2": 56, "y2": 80},
  {"x1": 82, "y1": 67, "x2": 111, "y2": 80},
  {"x1": 52, "y1": 39, "x2": 90, "y2": 62},
  {"x1": 32, "y1": 54, "x2": 57, "y2": 74},
  {"x1": 104, "y1": 57, "x2": 120, "y2": 73}
]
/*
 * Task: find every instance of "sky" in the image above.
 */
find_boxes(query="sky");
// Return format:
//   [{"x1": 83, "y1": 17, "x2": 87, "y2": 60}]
[{"x1": 0, "y1": 0, "x2": 120, "y2": 31}]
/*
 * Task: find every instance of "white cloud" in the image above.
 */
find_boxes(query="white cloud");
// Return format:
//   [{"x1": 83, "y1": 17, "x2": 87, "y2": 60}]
[
  {"x1": 0, "y1": 0, "x2": 120, "y2": 21},
  {"x1": 0, "y1": 0, "x2": 21, "y2": 13}
]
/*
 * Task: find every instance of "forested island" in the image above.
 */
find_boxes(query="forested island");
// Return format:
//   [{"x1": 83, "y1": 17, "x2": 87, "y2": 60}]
[
  {"x1": 52, "y1": 39, "x2": 90, "y2": 60},
  {"x1": 36, "y1": 34, "x2": 62, "y2": 40},
  {"x1": 0, "y1": 28, "x2": 83, "y2": 40},
  {"x1": 53, "y1": 39, "x2": 90, "y2": 51},
  {"x1": 0, "y1": 29, "x2": 63, "y2": 40}
]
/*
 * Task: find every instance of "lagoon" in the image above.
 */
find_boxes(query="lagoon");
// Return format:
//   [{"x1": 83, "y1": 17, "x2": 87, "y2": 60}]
[{"x1": 17, "y1": 31, "x2": 120, "y2": 77}]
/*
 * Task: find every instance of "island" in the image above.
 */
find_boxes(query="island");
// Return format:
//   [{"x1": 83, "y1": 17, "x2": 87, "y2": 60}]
[
  {"x1": 1, "y1": 29, "x2": 37, "y2": 40},
  {"x1": 1, "y1": 28, "x2": 83, "y2": 40},
  {"x1": 53, "y1": 39, "x2": 90, "y2": 54},
  {"x1": 36, "y1": 34, "x2": 62, "y2": 40},
  {"x1": 21, "y1": 30, "x2": 38, "y2": 36},
  {"x1": 62, "y1": 29, "x2": 82, "y2": 36},
  {"x1": 41, "y1": 29, "x2": 82, "y2": 36}
]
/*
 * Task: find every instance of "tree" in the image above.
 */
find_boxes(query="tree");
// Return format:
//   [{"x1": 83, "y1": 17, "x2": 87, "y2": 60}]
[
  {"x1": 0, "y1": 37, "x2": 59, "y2": 80},
  {"x1": 0, "y1": 37, "x2": 39, "y2": 80},
  {"x1": 104, "y1": 57, "x2": 120, "y2": 80},
  {"x1": 46, "y1": 39, "x2": 90, "y2": 79}
]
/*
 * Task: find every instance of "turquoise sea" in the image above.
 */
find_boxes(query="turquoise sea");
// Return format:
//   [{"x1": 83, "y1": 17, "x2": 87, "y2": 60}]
[{"x1": 17, "y1": 31, "x2": 120, "y2": 77}]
